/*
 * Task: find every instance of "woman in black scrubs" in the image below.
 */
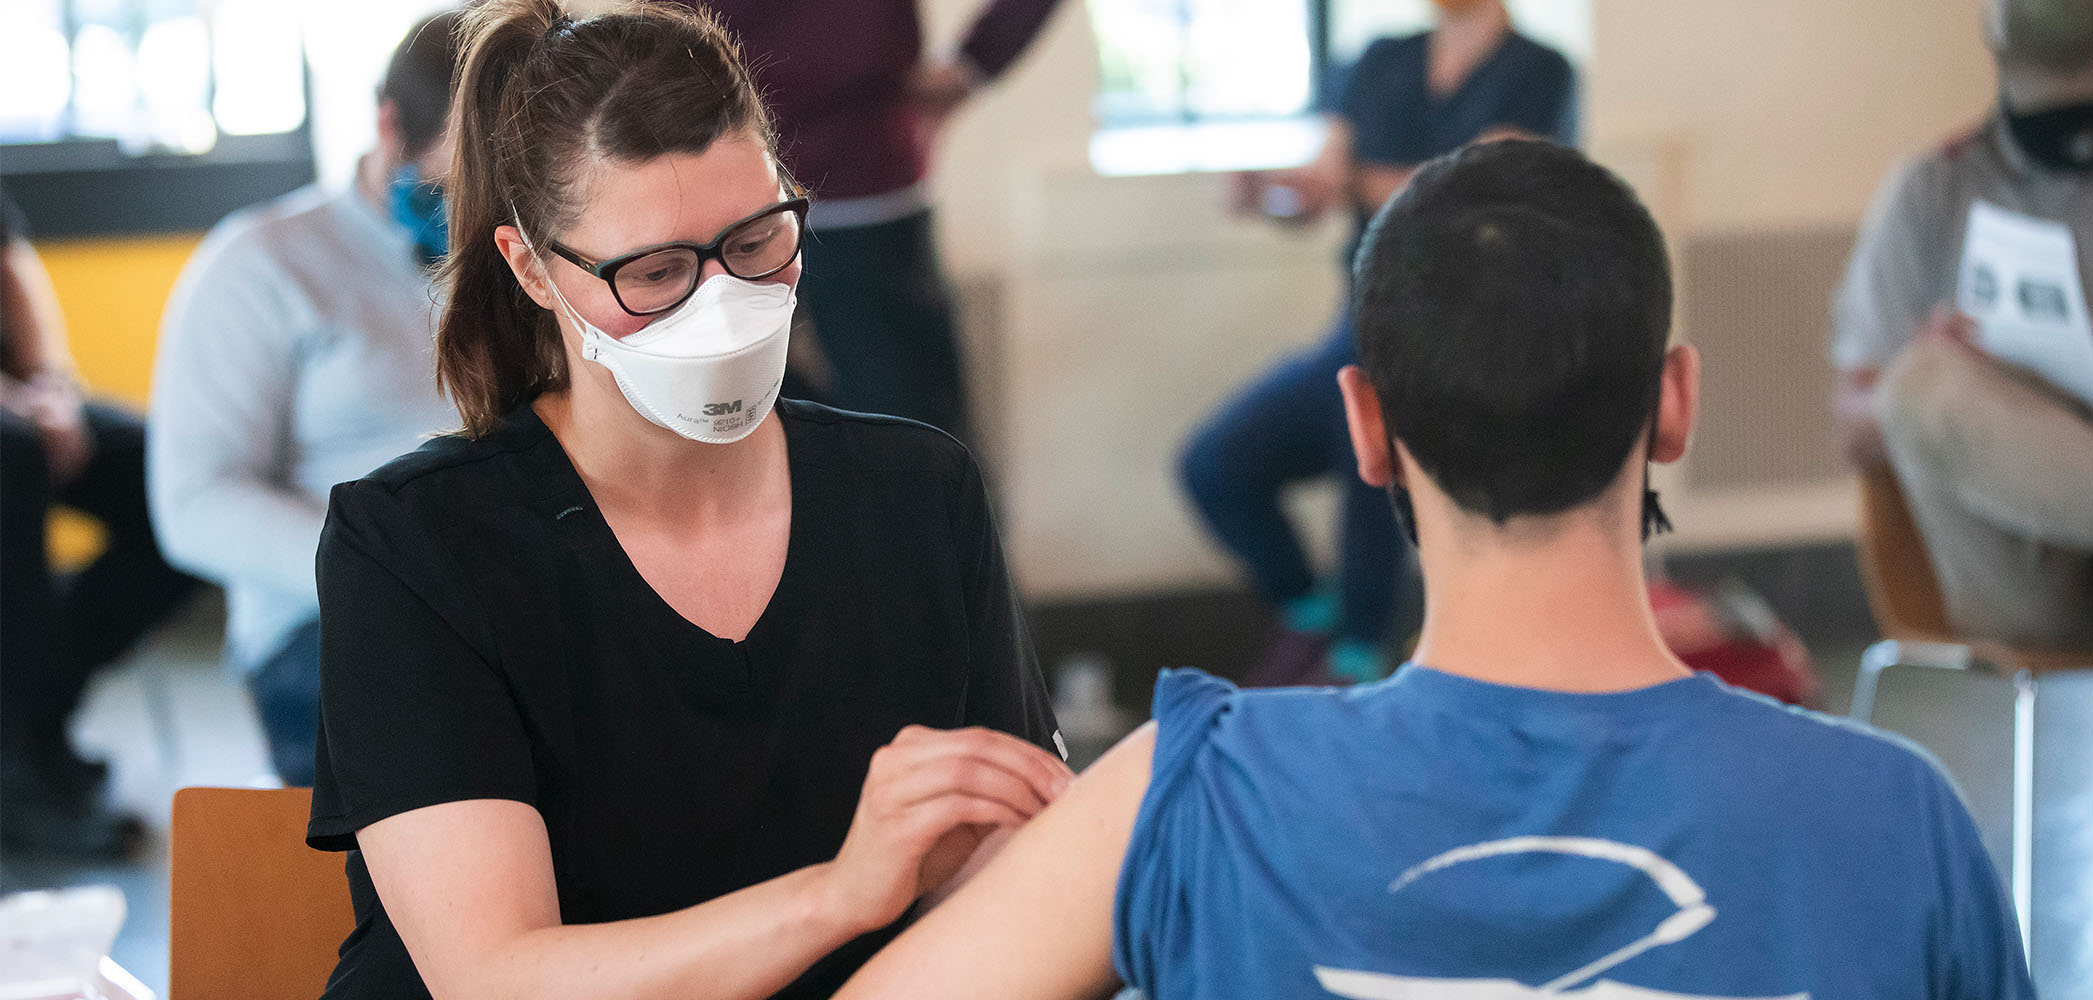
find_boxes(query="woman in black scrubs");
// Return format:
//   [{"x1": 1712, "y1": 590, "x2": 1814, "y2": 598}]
[{"x1": 303, "y1": 3, "x2": 1068, "y2": 998}]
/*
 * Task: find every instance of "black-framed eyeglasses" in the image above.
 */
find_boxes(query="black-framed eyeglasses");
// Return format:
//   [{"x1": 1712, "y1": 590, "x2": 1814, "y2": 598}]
[{"x1": 543, "y1": 196, "x2": 810, "y2": 316}]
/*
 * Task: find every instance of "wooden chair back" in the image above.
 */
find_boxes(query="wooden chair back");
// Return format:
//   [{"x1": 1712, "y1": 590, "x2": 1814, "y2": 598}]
[
  {"x1": 1855, "y1": 465, "x2": 1957, "y2": 643},
  {"x1": 170, "y1": 787, "x2": 352, "y2": 1000},
  {"x1": 1858, "y1": 466, "x2": 2090, "y2": 672}
]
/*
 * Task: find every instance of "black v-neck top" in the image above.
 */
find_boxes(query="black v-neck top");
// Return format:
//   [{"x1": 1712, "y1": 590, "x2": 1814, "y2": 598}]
[{"x1": 306, "y1": 399, "x2": 1060, "y2": 1000}]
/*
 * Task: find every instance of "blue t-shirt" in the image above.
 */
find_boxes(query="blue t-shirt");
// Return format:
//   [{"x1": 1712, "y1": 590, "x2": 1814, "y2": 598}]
[
  {"x1": 1113, "y1": 668, "x2": 2032, "y2": 1000},
  {"x1": 1337, "y1": 32, "x2": 1578, "y2": 166}
]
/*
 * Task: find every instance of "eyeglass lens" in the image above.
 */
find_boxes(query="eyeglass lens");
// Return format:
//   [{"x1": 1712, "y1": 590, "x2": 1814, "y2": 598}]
[{"x1": 613, "y1": 208, "x2": 802, "y2": 314}]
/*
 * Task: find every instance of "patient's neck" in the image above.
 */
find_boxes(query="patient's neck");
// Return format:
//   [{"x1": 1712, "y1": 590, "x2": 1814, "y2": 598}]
[{"x1": 1406, "y1": 487, "x2": 1690, "y2": 694}]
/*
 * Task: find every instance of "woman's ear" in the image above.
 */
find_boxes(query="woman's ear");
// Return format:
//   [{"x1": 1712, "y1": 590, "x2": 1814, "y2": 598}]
[
  {"x1": 494, "y1": 225, "x2": 555, "y2": 312},
  {"x1": 1651, "y1": 343, "x2": 1700, "y2": 464},
  {"x1": 1337, "y1": 365, "x2": 1399, "y2": 489}
]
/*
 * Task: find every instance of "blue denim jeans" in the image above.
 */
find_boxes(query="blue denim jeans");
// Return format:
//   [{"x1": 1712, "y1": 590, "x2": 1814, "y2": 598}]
[
  {"x1": 1178, "y1": 316, "x2": 1413, "y2": 645},
  {"x1": 247, "y1": 620, "x2": 321, "y2": 787}
]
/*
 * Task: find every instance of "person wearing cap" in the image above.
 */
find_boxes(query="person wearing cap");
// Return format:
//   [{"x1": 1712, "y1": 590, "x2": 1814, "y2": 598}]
[
  {"x1": 1832, "y1": 0, "x2": 2093, "y2": 650},
  {"x1": 148, "y1": 12, "x2": 464, "y2": 787}
]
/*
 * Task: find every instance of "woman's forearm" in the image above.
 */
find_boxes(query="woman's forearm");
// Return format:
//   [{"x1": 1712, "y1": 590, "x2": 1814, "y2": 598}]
[
  {"x1": 360, "y1": 734, "x2": 1069, "y2": 1000},
  {"x1": 364, "y1": 800, "x2": 875, "y2": 1000},
  {"x1": 422, "y1": 863, "x2": 868, "y2": 1000}
]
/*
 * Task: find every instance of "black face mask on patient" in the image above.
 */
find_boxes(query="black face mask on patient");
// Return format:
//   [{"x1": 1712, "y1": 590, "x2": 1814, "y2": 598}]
[{"x1": 2003, "y1": 102, "x2": 2093, "y2": 172}]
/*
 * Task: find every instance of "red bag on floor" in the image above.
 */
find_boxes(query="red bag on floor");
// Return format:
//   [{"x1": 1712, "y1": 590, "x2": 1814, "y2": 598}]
[{"x1": 1649, "y1": 580, "x2": 1819, "y2": 708}]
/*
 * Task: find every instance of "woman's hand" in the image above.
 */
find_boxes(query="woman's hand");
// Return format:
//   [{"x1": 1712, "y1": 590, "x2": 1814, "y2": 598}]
[{"x1": 821, "y1": 725, "x2": 1071, "y2": 934}]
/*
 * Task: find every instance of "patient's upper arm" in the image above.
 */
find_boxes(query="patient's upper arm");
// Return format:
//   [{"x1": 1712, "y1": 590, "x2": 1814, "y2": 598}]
[{"x1": 836, "y1": 724, "x2": 1158, "y2": 1000}]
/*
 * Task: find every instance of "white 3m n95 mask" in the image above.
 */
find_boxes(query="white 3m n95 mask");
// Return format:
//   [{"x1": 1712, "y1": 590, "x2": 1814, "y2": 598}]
[{"x1": 546, "y1": 269, "x2": 796, "y2": 445}]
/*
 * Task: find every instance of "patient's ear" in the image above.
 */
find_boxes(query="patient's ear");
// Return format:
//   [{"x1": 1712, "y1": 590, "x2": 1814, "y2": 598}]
[
  {"x1": 1337, "y1": 365, "x2": 1397, "y2": 489},
  {"x1": 1652, "y1": 344, "x2": 1700, "y2": 464}
]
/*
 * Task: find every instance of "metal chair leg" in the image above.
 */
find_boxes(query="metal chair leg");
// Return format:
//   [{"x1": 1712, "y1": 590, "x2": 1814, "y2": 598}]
[{"x1": 2013, "y1": 670, "x2": 2036, "y2": 971}]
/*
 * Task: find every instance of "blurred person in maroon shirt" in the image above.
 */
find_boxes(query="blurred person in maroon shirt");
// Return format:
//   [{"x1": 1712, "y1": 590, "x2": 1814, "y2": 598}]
[{"x1": 683, "y1": 0, "x2": 1067, "y2": 445}]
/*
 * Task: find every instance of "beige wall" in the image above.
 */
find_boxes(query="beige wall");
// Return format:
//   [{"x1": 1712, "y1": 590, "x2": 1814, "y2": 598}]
[
  {"x1": 1590, "y1": 0, "x2": 1994, "y2": 233},
  {"x1": 927, "y1": 0, "x2": 2000, "y2": 250},
  {"x1": 915, "y1": 0, "x2": 1998, "y2": 598},
  {"x1": 922, "y1": 0, "x2": 1098, "y2": 269}
]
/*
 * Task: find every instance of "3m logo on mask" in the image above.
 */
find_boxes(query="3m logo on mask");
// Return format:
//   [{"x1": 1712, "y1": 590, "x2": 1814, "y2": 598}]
[{"x1": 683, "y1": 398, "x2": 753, "y2": 437}]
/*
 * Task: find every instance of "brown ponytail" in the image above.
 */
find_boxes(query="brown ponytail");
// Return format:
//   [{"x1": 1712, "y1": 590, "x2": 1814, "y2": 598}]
[{"x1": 436, "y1": 0, "x2": 776, "y2": 437}]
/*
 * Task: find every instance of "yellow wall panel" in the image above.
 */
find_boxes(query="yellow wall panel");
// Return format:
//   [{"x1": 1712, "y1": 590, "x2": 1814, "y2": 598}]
[{"x1": 34, "y1": 234, "x2": 204, "y2": 408}]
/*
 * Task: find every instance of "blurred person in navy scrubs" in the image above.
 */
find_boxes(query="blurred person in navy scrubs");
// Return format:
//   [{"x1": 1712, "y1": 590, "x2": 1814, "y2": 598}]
[{"x1": 1180, "y1": 0, "x2": 1576, "y2": 689}]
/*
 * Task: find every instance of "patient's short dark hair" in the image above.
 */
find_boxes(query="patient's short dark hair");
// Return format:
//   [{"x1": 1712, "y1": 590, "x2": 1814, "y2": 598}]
[{"x1": 1352, "y1": 139, "x2": 1672, "y2": 524}]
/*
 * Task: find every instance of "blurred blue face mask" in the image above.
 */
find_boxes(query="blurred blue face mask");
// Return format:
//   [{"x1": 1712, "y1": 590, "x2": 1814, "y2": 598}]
[{"x1": 389, "y1": 164, "x2": 448, "y2": 269}]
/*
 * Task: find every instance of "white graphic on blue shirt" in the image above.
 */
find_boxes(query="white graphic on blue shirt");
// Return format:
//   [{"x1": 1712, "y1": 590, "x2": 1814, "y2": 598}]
[{"x1": 1311, "y1": 837, "x2": 1807, "y2": 1000}]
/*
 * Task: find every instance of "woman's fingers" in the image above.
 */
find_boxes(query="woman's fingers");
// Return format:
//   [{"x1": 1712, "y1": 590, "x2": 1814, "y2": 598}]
[
  {"x1": 894, "y1": 725, "x2": 1072, "y2": 796},
  {"x1": 883, "y1": 750, "x2": 1053, "y2": 818},
  {"x1": 826, "y1": 726, "x2": 1072, "y2": 930},
  {"x1": 903, "y1": 794, "x2": 1030, "y2": 841},
  {"x1": 878, "y1": 727, "x2": 1071, "y2": 816}
]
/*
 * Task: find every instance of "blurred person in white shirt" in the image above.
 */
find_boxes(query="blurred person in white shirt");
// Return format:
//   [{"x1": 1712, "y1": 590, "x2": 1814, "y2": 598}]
[{"x1": 149, "y1": 11, "x2": 462, "y2": 786}]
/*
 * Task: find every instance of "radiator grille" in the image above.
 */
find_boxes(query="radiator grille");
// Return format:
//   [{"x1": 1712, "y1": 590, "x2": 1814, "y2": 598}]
[{"x1": 1679, "y1": 227, "x2": 1857, "y2": 490}]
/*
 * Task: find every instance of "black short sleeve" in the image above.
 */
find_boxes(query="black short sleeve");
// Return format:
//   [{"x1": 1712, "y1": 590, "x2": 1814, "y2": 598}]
[
  {"x1": 950, "y1": 454, "x2": 1061, "y2": 758},
  {"x1": 306, "y1": 479, "x2": 537, "y2": 851}
]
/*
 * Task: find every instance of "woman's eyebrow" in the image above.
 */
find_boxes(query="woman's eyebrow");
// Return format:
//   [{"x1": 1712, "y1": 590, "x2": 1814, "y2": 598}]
[{"x1": 590, "y1": 202, "x2": 795, "y2": 258}]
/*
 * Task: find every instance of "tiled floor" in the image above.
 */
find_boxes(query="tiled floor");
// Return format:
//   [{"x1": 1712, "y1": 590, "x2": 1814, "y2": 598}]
[{"x1": 2, "y1": 597, "x2": 2086, "y2": 997}]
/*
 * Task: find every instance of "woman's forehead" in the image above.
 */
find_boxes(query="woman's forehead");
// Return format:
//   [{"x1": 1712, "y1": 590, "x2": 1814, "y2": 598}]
[{"x1": 562, "y1": 140, "x2": 781, "y2": 249}]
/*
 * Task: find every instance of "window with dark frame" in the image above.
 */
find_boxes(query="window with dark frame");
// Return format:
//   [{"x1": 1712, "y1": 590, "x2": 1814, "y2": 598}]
[
  {"x1": 1, "y1": 0, "x2": 317, "y2": 238},
  {"x1": 1091, "y1": 0, "x2": 1332, "y2": 128}
]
